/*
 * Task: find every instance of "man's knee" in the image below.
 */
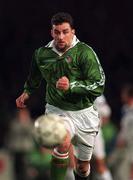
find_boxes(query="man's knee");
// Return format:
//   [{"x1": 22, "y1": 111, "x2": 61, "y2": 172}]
[
  {"x1": 76, "y1": 160, "x2": 90, "y2": 177},
  {"x1": 56, "y1": 131, "x2": 71, "y2": 153}
]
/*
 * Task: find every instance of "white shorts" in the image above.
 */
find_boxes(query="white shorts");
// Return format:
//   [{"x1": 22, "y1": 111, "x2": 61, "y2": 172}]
[
  {"x1": 93, "y1": 128, "x2": 106, "y2": 159},
  {"x1": 45, "y1": 104, "x2": 100, "y2": 161}
]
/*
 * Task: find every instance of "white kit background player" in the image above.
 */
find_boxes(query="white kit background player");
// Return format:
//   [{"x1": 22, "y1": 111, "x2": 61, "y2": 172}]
[{"x1": 93, "y1": 95, "x2": 113, "y2": 180}]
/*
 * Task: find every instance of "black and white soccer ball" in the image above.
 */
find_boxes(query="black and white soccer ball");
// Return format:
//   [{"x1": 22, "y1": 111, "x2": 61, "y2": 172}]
[{"x1": 33, "y1": 114, "x2": 67, "y2": 148}]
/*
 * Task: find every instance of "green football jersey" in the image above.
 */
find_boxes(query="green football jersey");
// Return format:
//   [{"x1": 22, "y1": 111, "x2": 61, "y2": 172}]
[{"x1": 24, "y1": 41, "x2": 105, "y2": 111}]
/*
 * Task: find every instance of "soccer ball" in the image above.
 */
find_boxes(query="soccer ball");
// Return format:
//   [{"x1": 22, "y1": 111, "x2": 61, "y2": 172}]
[{"x1": 33, "y1": 114, "x2": 67, "y2": 148}]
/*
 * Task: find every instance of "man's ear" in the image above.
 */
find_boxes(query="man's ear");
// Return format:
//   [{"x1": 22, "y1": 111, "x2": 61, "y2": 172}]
[
  {"x1": 51, "y1": 29, "x2": 53, "y2": 38},
  {"x1": 72, "y1": 29, "x2": 75, "y2": 35}
]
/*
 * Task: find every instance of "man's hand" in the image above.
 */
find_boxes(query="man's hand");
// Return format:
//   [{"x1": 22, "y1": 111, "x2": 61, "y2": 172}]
[
  {"x1": 56, "y1": 76, "x2": 70, "y2": 91},
  {"x1": 16, "y1": 92, "x2": 29, "y2": 108}
]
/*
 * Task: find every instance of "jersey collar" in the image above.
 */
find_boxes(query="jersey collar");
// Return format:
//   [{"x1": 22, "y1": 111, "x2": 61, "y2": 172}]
[{"x1": 46, "y1": 35, "x2": 79, "y2": 56}]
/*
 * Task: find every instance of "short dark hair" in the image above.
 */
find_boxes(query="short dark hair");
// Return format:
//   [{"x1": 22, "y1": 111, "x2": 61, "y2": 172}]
[{"x1": 51, "y1": 12, "x2": 74, "y2": 28}]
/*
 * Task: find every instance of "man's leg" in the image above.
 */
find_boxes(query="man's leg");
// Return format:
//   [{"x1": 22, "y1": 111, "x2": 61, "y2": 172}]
[
  {"x1": 74, "y1": 159, "x2": 90, "y2": 180},
  {"x1": 51, "y1": 132, "x2": 71, "y2": 180},
  {"x1": 51, "y1": 149, "x2": 69, "y2": 180},
  {"x1": 73, "y1": 132, "x2": 97, "y2": 180}
]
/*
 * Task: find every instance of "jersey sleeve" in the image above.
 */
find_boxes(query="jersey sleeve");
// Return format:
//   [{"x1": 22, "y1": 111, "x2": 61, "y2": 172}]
[
  {"x1": 69, "y1": 46, "x2": 105, "y2": 97},
  {"x1": 24, "y1": 49, "x2": 42, "y2": 95}
]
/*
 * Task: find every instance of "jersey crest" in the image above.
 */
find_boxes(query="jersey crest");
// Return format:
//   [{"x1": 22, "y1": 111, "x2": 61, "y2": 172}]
[{"x1": 65, "y1": 56, "x2": 72, "y2": 63}]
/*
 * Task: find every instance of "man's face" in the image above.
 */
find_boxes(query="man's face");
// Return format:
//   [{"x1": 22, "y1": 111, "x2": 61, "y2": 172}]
[{"x1": 51, "y1": 22, "x2": 75, "y2": 52}]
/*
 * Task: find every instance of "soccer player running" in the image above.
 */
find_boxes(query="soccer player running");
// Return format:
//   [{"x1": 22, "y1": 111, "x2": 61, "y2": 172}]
[{"x1": 16, "y1": 12, "x2": 105, "y2": 180}]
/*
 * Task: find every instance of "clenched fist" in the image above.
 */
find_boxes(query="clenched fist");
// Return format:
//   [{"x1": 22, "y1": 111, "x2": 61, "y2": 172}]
[{"x1": 56, "y1": 76, "x2": 70, "y2": 91}]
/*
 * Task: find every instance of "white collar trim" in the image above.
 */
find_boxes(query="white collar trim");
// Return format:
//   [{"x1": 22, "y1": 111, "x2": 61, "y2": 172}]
[{"x1": 47, "y1": 35, "x2": 79, "y2": 56}]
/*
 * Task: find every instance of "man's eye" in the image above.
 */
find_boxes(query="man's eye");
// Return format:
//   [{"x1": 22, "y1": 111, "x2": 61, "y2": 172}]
[
  {"x1": 63, "y1": 31, "x2": 69, "y2": 34},
  {"x1": 55, "y1": 31, "x2": 60, "y2": 35}
]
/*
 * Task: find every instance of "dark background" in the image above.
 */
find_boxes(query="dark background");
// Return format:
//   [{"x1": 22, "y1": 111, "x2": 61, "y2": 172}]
[{"x1": 0, "y1": 0, "x2": 133, "y2": 145}]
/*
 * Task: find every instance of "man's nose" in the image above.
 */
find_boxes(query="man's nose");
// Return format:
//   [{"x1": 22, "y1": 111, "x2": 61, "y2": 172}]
[{"x1": 59, "y1": 32, "x2": 64, "y2": 39}]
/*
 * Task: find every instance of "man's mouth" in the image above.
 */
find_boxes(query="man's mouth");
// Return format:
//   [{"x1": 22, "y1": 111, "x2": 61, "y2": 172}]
[{"x1": 58, "y1": 41, "x2": 65, "y2": 44}]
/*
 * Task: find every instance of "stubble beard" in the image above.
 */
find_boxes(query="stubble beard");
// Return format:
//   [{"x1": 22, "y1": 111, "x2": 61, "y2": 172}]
[
  {"x1": 55, "y1": 41, "x2": 71, "y2": 53},
  {"x1": 56, "y1": 44, "x2": 68, "y2": 53}
]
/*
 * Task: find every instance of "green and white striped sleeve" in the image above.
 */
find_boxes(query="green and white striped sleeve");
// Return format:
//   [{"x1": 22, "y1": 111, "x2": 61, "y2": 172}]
[{"x1": 70, "y1": 46, "x2": 105, "y2": 97}]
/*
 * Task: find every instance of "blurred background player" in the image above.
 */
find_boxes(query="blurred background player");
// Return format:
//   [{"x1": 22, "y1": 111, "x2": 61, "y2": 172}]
[
  {"x1": 110, "y1": 83, "x2": 133, "y2": 180},
  {"x1": 5, "y1": 108, "x2": 35, "y2": 180},
  {"x1": 65, "y1": 144, "x2": 75, "y2": 180},
  {"x1": 92, "y1": 95, "x2": 113, "y2": 180}
]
